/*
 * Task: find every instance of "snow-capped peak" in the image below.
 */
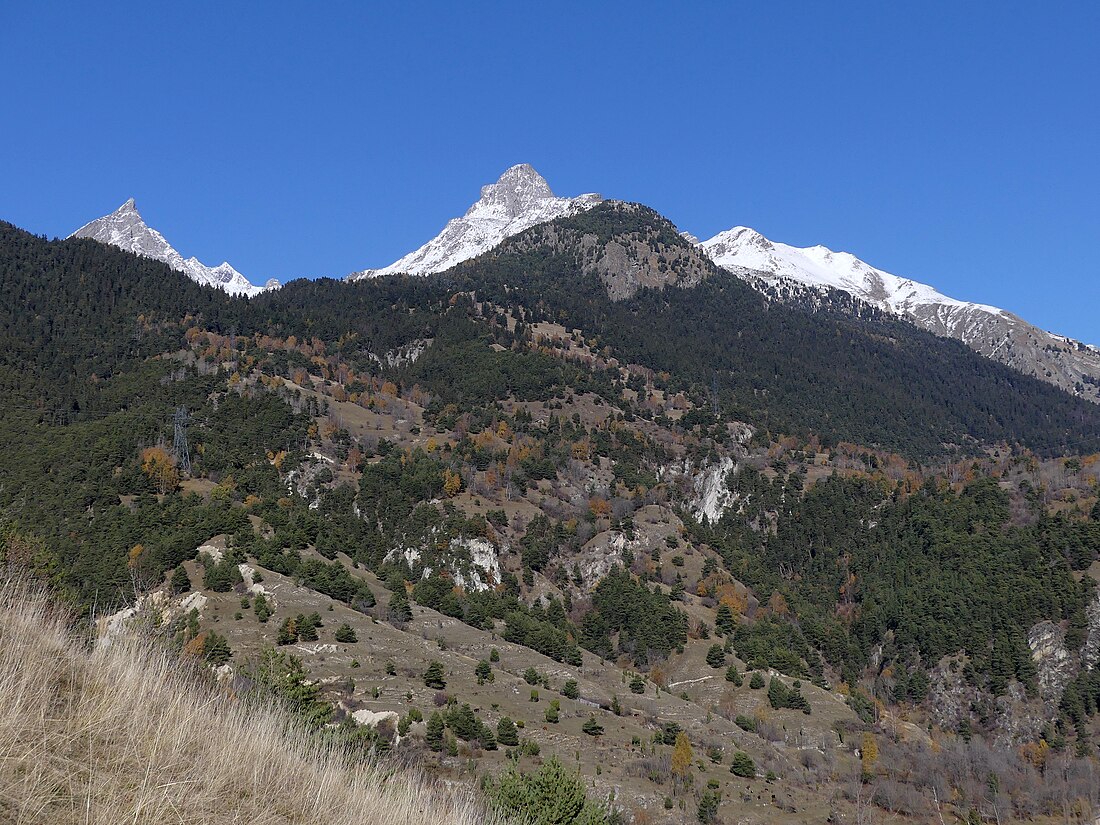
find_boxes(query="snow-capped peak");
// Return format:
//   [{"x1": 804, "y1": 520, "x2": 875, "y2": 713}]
[
  {"x1": 69, "y1": 200, "x2": 274, "y2": 297},
  {"x1": 699, "y1": 224, "x2": 1100, "y2": 402},
  {"x1": 348, "y1": 164, "x2": 602, "y2": 280},
  {"x1": 701, "y1": 226, "x2": 1003, "y2": 317}
]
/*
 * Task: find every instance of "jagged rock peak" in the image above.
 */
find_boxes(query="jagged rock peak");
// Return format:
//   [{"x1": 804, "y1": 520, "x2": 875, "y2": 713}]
[
  {"x1": 70, "y1": 199, "x2": 274, "y2": 297},
  {"x1": 348, "y1": 164, "x2": 602, "y2": 280},
  {"x1": 474, "y1": 163, "x2": 555, "y2": 213}
]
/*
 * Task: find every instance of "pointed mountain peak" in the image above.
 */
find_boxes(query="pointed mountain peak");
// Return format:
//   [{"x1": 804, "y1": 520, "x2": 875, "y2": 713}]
[
  {"x1": 352, "y1": 165, "x2": 602, "y2": 280},
  {"x1": 69, "y1": 201, "x2": 272, "y2": 297},
  {"x1": 472, "y1": 163, "x2": 556, "y2": 216}
]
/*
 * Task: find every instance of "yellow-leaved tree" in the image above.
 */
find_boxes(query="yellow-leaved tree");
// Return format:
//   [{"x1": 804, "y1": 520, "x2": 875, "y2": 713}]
[{"x1": 671, "y1": 731, "x2": 694, "y2": 789}]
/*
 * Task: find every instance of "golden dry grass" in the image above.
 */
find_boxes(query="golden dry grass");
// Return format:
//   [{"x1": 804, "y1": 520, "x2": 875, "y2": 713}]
[{"x1": 0, "y1": 576, "x2": 496, "y2": 825}]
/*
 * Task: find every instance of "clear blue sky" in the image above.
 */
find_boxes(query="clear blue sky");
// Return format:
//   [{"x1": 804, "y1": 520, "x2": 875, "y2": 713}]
[{"x1": 2, "y1": 2, "x2": 1097, "y2": 342}]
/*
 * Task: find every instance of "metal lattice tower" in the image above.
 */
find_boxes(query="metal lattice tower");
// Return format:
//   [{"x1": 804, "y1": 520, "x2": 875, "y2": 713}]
[{"x1": 173, "y1": 407, "x2": 193, "y2": 476}]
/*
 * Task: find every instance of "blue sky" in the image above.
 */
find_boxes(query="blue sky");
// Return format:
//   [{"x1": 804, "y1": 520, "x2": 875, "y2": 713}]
[{"x1": 2, "y1": 2, "x2": 1097, "y2": 341}]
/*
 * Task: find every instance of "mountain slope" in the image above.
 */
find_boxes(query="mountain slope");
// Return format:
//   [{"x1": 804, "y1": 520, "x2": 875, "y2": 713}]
[
  {"x1": 348, "y1": 164, "x2": 601, "y2": 280},
  {"x1": 701, "y1": 226, "x2": 1100, "y2": 403},
  {"x1": 0, "y1": 578, "x2": 491, "y2": 825},
  {"x1": 437, "y1": 202, "x2": 1100, "y2": 456},
  {"x1": 70, "y1": 199, "x2": 275, "y2": 296}
]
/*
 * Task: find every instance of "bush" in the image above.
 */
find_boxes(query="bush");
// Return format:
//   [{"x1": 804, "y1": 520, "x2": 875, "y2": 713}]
[
  {"x1": 485, "y1": 756, "x2": 607, "y2": 823},
  {"x1": 734, "y1": 714, "x2": 756, "y2": 732}
]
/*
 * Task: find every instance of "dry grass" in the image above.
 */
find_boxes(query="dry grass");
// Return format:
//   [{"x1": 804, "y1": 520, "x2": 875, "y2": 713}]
[{"x1": 0, "y1": 576, "x2": 496, "y2": 825}]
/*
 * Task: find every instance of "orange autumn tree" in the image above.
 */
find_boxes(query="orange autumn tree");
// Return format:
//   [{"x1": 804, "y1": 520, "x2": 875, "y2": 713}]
[{"x1": 141, "y1": 447, "x2": 179, "y2": 494}]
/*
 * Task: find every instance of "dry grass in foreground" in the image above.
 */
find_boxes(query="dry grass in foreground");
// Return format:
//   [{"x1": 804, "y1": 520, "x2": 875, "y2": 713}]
[{"x1": 0, "y1": 576, "x2": 497, "y2": 825}]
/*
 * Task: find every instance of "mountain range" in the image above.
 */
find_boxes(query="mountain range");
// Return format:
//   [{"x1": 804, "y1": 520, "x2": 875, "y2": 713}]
[{"x1": 71, "y1": 166, "x2": 1099, "y2": 402}]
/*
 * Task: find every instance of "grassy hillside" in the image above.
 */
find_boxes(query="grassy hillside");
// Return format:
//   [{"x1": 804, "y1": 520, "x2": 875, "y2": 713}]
[{"x1": 0, "y1": 576, "x2": 493, "y2": 825}]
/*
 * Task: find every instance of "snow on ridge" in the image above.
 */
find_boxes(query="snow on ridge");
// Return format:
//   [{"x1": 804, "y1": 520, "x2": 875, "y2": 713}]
[
  {"x1": 348, "y1": 164, "x2": 601, "y2": 280},
  {"x1": 700, "y1": 226, "x2": 1004, "y2": 317},
  {"x1": 70, "y1": 199, "x2": 275, "y2": 297}
]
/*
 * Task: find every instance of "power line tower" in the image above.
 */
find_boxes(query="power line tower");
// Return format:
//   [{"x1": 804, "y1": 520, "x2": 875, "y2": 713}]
[
  {"x1": 173, "y1": 407, "x2": 193, "y2": 476},
  {"x1": 711, "y1": 371, "x2": 721, "y2": 418}
]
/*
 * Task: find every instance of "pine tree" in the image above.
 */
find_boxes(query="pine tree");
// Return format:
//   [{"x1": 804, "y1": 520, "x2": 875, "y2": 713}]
[
  {"x1": 388, "y1": 587, "x2": 412, "y2": 625},
  {"x1": 730, "y1": 750, "x2": 756, "y2": 778},
  {"x1": 715, "y1": 603, "x2": 735, "y2": 635},
  {"x1": 561, "y1": 679, "x2": 579, "y2": 699},
  {"x1": 475, "y1": 660, "x2": 493, "y2": 684},
  {"x1": 706, "y1": 643, "x2": 726, "y2": 668},
  {"x1": 169, "y1": 565, "x2": 190, "y2": 594},
  {"x1": 334, "y1": 623, "x2": 357, "y2": 643},
  {"x1": 426, "y1": 711, "x2": 445, "y2": 752},
  {"x1": 423, "y1": 660, "x2": 446, "y2": 689},
  {"x1": 253, "y1": 592, "x2": 272, "y2": 623},
  {"x1": 497, "y1": 716, "x2": 519, "y2": 747},
  {"x1": 725, "y1": 665, "x2": 742, "y2": 685}
]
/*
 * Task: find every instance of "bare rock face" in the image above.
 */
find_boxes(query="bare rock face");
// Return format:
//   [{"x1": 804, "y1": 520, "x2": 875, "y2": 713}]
[
  {"x1": 1082, "y1": 589, "x2": 1100, "y2": 671},
  {"x1": 1028, "y1": 620, "x2": 1075, "y2": 703},
  {"x1": 928, "y1": 660, "x2": 970, "y2": 731},
  {"x1": 502, "y1": 201, "x2": 716, "y2": 301}
]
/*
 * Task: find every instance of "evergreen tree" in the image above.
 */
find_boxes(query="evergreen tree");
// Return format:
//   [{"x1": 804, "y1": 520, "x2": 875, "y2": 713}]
[
  {"x1": 169, "y1": 565, "x2": 190, "y2": 594},
  {"x1": 706, "y1": 643, "x2": 726, "y2": 668},
  {"x1": 497, "y1": 716, "x2": 519, "y2": 747},
  {"x1": 334, "y1": 623, "x2": 357, "y2": 643},
  {"x1": 423, "y1": 660, "x2": 446, "y2": 689},
  {"x1": 426, "y1": 711, "x2": 445, "y2": 752},
  {"x1": 581, "y1": 717, "x2": 604, "y2": 736},
  {"x1": 715, "y1": 603, "x2": 735, "y2": 635},
  {"x1": 730, "y1": 751, "x2": 756, "y2": 778}
]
